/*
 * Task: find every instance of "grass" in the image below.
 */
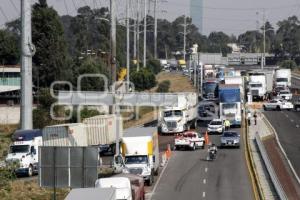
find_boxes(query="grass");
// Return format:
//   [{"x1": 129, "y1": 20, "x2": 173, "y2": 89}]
[{"x1": 0, "y1": 124, "x2": 18, "y2": 160}]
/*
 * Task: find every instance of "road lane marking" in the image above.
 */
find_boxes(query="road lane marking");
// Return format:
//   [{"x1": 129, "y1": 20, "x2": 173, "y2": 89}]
[
  {"x1": 149, "y1": 156, "x2": 171, "y2": 200},
  {"x1": 205, "y1": 167, "x2": 208, "y2": 172},
  {"x1": 291, "y1": 119, "x2": 294, "y2": 122},
  {"x1": 203, "y1": 179, "x2": 206, "y2": 184},
  {"x1": 202, "y1": 192, "x2": 206, "y2": 198},
  {"x1": 296, "y1": 125, "x2": 299, "y2": 128},
  {"x1": 286, "y1": 114, "x2": 289, "y2": 118}
]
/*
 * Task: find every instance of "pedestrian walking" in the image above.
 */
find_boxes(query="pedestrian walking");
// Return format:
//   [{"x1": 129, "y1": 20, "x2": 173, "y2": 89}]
[
  {"x1": 224, "y1": 119, "x2": 231, "y2": 131},
  {"x1": 253, "y1": 111, "x2": 257, "y2": 125},
  {"x1": 247, "y1": 111, "x2": 251, "y2": 126}
]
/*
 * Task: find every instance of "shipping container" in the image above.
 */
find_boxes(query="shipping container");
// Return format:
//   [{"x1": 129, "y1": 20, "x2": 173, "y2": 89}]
[
  {"x1": 83, "y1": 114, "x2": 123, "y2": 145},
  {"x1": 43, "y1": 123, "x2": 88, "y2": 146}
]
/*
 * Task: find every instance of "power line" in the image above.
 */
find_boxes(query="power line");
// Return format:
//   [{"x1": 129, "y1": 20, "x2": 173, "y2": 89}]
[
  {"x1": 9, "y1": 0, "x2": 19, "y2": 12},
  {"x1": 0, "y1": 6, "x2": 9, "y2": 22}
]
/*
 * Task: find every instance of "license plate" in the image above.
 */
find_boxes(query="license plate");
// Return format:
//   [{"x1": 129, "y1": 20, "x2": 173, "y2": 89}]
[{"x1": 228, "y1": 142, "x2": 232, "y2": 145}]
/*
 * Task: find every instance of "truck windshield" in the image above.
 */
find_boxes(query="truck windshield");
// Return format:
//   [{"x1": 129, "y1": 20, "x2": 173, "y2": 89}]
[
  {"x1": 276, "y1": 78, "x2": 288, "y2": 82},
  {"x1": 164, "y1": 110, "x2": 182, "y2": 117},
  {"x1": 10, "y1": 145, "x2": 30, "y2": 153},
  {"x1": 204, "y1": 82, "x2": 218, "y2": 93},
  {"x1": 125, "y1": 156, "x2": 148, "y2": 164},
  {"x1": 250, "y1": 84, "x2": 262, "y2": 88}
]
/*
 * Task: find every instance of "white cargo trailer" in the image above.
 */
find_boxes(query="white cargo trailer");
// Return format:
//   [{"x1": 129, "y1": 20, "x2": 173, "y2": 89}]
[
  {"x1": 83, "y1": 114, "x2": 123, "y2": 145},
  {"x1": 43, "y1": 123, "x2": 88, "y2": 146}
]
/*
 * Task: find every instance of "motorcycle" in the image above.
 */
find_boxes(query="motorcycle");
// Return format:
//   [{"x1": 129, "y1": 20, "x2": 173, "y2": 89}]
[{"x1": 207, "y1": 149, "x2": 217, "y2": 161}]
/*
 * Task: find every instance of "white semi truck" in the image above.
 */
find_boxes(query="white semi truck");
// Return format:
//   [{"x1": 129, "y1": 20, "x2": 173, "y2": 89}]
[
  {"x1": 275, "y1": 69, "x2": 291, "y2": 88},
  {"x1": 115, "y1": 127, "x2": 159, "y2": 186},
  {"x1": 248, "y1": 72, "x2": 266, "y2": 101},
  {"x1": 159, "y1": 93, "x2": 198, "y2": 134},
  {"x1": 5, "y1": 129, "x2": 42, "y2": 176}
]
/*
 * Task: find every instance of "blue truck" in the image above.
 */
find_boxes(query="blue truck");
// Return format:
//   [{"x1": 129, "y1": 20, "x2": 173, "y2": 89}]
[{"x1": 219, "y1": 84, "x2": 241, "y2": 127}]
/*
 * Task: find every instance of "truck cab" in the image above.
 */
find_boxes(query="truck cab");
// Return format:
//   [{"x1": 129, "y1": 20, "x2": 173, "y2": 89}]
[
  {"x1": 5, "y1": 129, "x2": 42, "y2": 176},
  {"x1": 160, "y1": 108, "x2": 186, "y2": 133},
  {"x1": 248, "y1": 82, "x2": 266, "y2": 100}
]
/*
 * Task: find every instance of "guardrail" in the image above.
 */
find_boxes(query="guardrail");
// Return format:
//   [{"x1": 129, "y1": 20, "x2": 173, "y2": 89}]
[{"x1": 255, "y1": 133, "x2": 288, "y2": 200}]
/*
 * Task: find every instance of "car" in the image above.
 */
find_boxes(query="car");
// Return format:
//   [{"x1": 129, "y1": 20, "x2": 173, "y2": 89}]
[
  {"x1": 278, "y1": 90, "x2": 293, "y2": 100},
  {"x1": 207, "y1": 119, "x2": 224, "y2": 134},
  {"x1": 263, "y1": 99, "x2": 293, "y2": 111},
  {"x1": 220, "y1": 131, "x2": 240, "y2": 148},
  {"x1": 174, "y1": 131, "x2": 205, "y2": 150}
]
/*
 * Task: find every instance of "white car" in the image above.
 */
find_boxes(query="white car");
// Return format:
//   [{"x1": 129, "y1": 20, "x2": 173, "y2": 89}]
[
  {"x1": 278, "y1": 90, "x2": 293, "y2": 100},
  {"x1": 263, "y1": 99, "x2": 293, "y2": 111},
  {"x1": 174, "y1": 131, "x2": 205, "y2": 150},
  {"x1": 207, "y1": 119, "x2": 224, "y2": 134}
]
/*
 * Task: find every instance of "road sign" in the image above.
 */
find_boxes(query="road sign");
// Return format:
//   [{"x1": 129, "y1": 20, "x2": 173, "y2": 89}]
[
  {"x1": 39, "y1": 146, "x2": 98, "y2": 188},
  {"x1": 57, "y1": 91, "x2": 190, "y2": 107}
]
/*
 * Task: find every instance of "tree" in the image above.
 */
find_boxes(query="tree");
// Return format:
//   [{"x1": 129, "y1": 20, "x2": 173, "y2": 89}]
[
  {"x1": 130, "y1": 68, "x2": 156, "y2": 91},
  {"x1": 0, "y1": 30, "x2": 19, "y2": 65},
  {"x1": 279, "y1": 60, "x2": 297, "y2": 70},
  {"x1": 32, "y1": 0, "x2": 73, "y2": 87},
  {"x1": 156, "y1": 80, "x2": 170, "y2": 92},
  {"x1": 238, "y1": 31, "x2": 263, "y2": 53}
]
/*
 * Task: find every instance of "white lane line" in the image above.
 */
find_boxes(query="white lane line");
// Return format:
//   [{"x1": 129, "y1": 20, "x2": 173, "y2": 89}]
[
  {"x1": 202, "y1": 192, "x2": 206, "y2": 198},
  {"x1": 205, "y1": 167, "x2": 208, "y2": 173},
  {"x1": 286, "y1": 114, "x2": 289, "y2": 118},
  {"x1": 296, "y1": 125, "x2": 299, "y2": 128},
  {"x1": 291, "y1": 119, "x2": 294, "y2": 122},
  {"x1": 203, "y1": 179, "x2": 206, "y2": 184},
  {"x1": 149, "y1": 157, "x2": 171, "y2": 200}
]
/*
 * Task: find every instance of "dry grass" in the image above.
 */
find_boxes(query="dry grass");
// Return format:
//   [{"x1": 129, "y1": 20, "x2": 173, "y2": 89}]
[
  {"x1": 0, "y1": 179, "x2": 68, "y2": 200},
  {"x1": 150, "y1": 71, "x2": 196, "y2": 93},
  {"x1": 0, "y1": 124, "x2": 18, "y2": 160}
]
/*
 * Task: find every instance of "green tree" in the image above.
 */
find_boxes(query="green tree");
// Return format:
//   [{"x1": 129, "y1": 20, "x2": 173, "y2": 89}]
[
  {"x1": 147, "y1": 59, "x2": 162, "y2": 74},
  {"x1": 0, "y1": 30, "x2": 19, "y2": 65},
  {"x1": 279, "y1": 60, "x2": 298, "y2": 70},
  {"x1": 32, "y1": 0, "x2": 73, "y2": 87},
  {"x1": 130, "y1": 68, "x2": 156, "y2": 91}
]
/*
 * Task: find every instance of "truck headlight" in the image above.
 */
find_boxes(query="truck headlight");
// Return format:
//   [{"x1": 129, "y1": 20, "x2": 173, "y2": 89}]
[{"x1": 123, "y1": 168, "x2": 130, "y2": 174}]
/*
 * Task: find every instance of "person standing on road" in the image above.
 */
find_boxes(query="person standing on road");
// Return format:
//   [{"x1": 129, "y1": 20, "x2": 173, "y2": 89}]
[
  {"x1": 247, "y1": 111, "x2": 251, "y2": 126},
  {"x1": 224, "y1": 119, "x2": 231, "y2": 131},
  {"x1": 253, "y1": 111, "x2": 257, "y2": 125}
]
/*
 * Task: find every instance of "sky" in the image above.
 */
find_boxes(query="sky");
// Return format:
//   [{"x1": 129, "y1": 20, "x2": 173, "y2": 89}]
[{"x1": 0, "y1": 0, "x2": 300, "y2": 36}]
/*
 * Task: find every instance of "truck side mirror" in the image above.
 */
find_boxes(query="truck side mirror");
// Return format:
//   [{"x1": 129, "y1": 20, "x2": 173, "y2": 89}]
[
  {"x1": 153, "y1": 156, "x2": 155, "y2": 163},
  {"x1": 30, "y1": 147, "x2": 36, "y2": 155}
]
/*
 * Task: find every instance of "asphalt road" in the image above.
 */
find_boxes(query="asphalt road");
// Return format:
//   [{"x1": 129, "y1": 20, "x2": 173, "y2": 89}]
[
  {"x1": 264, "y1": 110, "x2": 300, "y2": 178},
  {"x1": 151, "y1": 122, "x2": 254, "y2": 200}
]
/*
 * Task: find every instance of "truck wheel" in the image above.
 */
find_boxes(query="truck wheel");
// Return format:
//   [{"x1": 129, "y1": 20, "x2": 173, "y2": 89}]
[
  {"x1": 147, "y1": 174, "x2": 154, "y2": 186},
  {"x1": 28, "y1": 165, "x2": 33, "y2": 177},
  {"x1": 191, "y1": 143, "x2": 196, "y2": 151},
  {"x1": 276, "y1": 106, "x2": 281, "y2": 111}
]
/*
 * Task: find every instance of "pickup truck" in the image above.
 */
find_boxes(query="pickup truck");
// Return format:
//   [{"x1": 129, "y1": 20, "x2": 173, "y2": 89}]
[
  {"x1": 278, "y1": 90, "x2": 293, "y2": 100},
  {"x1": 263, "y1": 99, "x2": 293, "y2": 111},
  {"x1": 174, "y1": 131, "x2": 205, "y2": 150}
]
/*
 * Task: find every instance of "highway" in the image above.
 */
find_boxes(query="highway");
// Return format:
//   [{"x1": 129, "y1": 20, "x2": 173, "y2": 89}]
[
  {"x1": 151, "y1": 122, "x2": 254, "y2": 200},
  {"x1": 264, "y1": 110, "x2": 300, "y2": 178}
]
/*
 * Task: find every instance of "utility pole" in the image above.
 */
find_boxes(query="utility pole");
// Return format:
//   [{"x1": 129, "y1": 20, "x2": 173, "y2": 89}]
[
  {"x1": 126, "y1": 0, "x2": 130, "y2": 88},
  {"x1": 110, "y1": 0, "x2": 117, "y2": 84},
  {"x1": 136, "y1": 0, "x2": 140, "y2": 70},
  {"x1": 154, "y1": 0, "x2": 158, "y2": 59},
  {"x1": 110, "y1": 0, "x2": 120, "y2": 156},
  {"x1": 21, "y1": 0, "x2": 34, "y2": 130},
  {"x1": 262, "y1": 9, "x2": 266, "y2": 70},
  {"x1": 183, "y1": 15, "x2": 187, "y2": 61},
  {"x1": 143, "y1": 0, "x2": 147, "y2": 68},
  {"x1": 133, "y1": 14, "x2": 137, "y2": 64}
]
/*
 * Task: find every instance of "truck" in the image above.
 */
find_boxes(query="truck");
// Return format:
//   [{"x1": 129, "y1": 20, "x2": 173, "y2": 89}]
[
  {"x1": 118, "y1": 127, "x2": 159, "y2": 186},
  {"x1": 5, "y1": 129, "x2": 42, "y2": 176},
  {"x1": 248, "y1": 72, "x2": 266, "y2": 101},
  {"x1": 219, "y1": 84, "x2": 242, "y2": 127},
  {"x1": 292, "y1": 94, "x2": 300, "y2": 111},
  {"x1": 202, "y1": 79, "x2": 219, "y2": 100},
  {"x1": 159, "y1": 93, "x2": 198, "y2": 134},
  {"x1": 65, "y1": 188, "x2": 116, "y2": 200},
  {"x1": 84, "y1": 115, "x2": 123, "y2": 154},
  {"x1": 43, "y1": 115, "x2": 122, "y2": 149},
  {"x1": 275, "y1": 69, "x2": 291, "y2": 88},
  {"x1": 95, "y1": 177, "x2": 132, "y2": 200}
]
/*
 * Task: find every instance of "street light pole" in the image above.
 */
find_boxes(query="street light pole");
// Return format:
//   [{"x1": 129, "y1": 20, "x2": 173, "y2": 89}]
[
  {"x1": 183, "y1": 15, "x2": 187, "y2": 61},
  {"x1": 154, "y1": 0, "x2": 158, "y2": 59},
  {"x1": 136, "y1": 0, "x2": 140, "y2": 70},
  {"x1": 126, "y1": 0, "x2": 130, "y2": 88},
  {"x1": 261, "y1": 9, "x2": 266, "y2": 70},
  {"x1": 143, "y1": 0, "x2": 147, "y2": 68}
]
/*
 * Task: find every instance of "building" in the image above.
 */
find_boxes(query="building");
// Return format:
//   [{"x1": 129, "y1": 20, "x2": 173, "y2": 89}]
[
  {"x1": 0, "y1": 65, "x2": 21, "y2": 104},
  {"x1": 190, "y1": 0, "x2": 203, "y2": 34}
]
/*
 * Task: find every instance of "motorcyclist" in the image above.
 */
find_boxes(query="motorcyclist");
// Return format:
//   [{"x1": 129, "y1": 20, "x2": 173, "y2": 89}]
[{"x1": 208, "y1": 143, "x2": 218, "y2": 160}]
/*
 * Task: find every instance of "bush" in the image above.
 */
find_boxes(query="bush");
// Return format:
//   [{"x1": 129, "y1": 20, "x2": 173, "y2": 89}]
[
  {"x1": 156, "y1": 80, "x2": 171, "y2": 92},
  {"x1": 130, "y1": 68, "x2": 156, "y2": 91},
  {"x1": 280, "y1": 60, "x2": 297, "y2": 70},
  {"x1": 147, "y1": 59, "x2": 162, "y2": 74},
  {"x1": 0, "y1": 162, "x2": 18, "y2": 190}
]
